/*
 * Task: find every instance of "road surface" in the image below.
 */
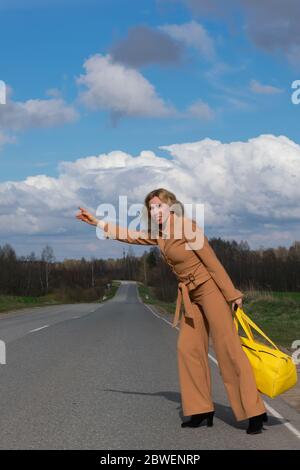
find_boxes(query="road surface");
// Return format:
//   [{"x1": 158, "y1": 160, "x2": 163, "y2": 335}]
[{"x1": 0, "y1": 281, "x2": 299, "y2": 449}]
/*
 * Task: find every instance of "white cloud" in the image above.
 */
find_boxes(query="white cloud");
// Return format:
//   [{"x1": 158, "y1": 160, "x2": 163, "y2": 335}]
[
  {"x1": 159, "y1": 134, "x2": 300, "y2": 222},
  {"x1": 185, "y1": 99, "x2": 215, "y2": 120},
  {"x1": 164, "y1": 0, "x2": 300, "y2": 68},
  {"x1": 250, "y1": 79, "x2": 283, "y2": 95},
  {"x1": 0, "y1": 134, "x2": 300, "y2": 253},
  {"x1": 158, "y1": 20, "x2": 215, "y2": 60},
  {"x1": 76, "y1": 53, "x2": 176, "y2": 119},
  {"x1": 0, "y1": 86, "x2": 79, "y2": 151},
  {"x1": 0, "y1": 95, "x2": 79, "y2": 132}
]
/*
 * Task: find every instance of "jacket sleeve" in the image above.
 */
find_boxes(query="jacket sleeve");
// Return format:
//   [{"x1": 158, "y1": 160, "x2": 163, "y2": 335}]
[
  {"x1": 184, "y1": 218, "x2": 244, "y2": 302},
  {"x1": 102, "y1": 221, "x2": 158, "y2": 246}
]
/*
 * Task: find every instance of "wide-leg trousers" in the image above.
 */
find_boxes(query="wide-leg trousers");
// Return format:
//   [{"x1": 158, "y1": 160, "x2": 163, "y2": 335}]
[{"x1": 177, "y1": 277, "x2": 266, "y2": 421}]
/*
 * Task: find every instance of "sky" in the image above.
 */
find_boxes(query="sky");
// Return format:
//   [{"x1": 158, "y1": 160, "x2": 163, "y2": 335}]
[{"x1": 0, "y1": 0, "x2": 300, "y2": 260}]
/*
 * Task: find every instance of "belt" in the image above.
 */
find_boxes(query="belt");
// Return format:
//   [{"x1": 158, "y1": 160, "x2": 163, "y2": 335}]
[
  {"x1": 155, "y1": 237, "x2": 210, "y2": 328},
  {"x1": 172, "y1": 269, "x2": 211, "y2": 328}
]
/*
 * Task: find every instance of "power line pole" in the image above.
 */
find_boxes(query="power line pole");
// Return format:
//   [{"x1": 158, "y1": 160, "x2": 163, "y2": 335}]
[{"x1": 143, "y1": 254, "x2": 147, "y2": 285}]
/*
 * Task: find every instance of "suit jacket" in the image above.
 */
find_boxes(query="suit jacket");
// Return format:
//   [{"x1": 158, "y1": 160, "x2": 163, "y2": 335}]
[{"x1": 103, "y1": 213, "x2": 244, "y2": 327}]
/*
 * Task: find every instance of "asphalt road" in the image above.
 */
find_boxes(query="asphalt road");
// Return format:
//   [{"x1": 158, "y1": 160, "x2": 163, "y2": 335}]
[{"x1": 0, "y1": 281, "x2": 299, "y2": 450}]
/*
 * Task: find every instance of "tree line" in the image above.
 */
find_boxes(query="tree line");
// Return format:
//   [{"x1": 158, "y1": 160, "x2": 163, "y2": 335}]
[{"x1": 0, "y1": 237, "x2": 299, "y2": 303}]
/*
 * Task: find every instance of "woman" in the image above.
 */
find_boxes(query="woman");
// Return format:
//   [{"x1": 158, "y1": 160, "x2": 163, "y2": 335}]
[{"x1": 76, "y1": 188, "x2": 268, "y2": 435}]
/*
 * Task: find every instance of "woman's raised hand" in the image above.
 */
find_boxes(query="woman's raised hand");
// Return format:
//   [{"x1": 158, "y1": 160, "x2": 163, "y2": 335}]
[{"x1": 76, "y1": 207, "x2": 99, "y2": 226}]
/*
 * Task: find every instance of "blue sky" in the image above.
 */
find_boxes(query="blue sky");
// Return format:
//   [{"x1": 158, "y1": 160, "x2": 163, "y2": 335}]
[{"x1": 1, "y1": 0, "x2": 300, "y2": 259}]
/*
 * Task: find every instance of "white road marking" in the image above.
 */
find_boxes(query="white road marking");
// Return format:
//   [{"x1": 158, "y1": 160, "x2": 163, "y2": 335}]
[
  {"x1": 144, "y1": 303, "x2": 300, "y2": 442},
  {"x1": 29, "y1": 325, "x2": 49, "y2": 333},
  {"x1": 263, "y1": 402, "x2": 300, "y2": 439},
  {"x1": 90, "y1": 305, "x2": 103, "y2": 312},
  {"x1": 26, "y1": 305, "x2": 103, "y2": 332}
]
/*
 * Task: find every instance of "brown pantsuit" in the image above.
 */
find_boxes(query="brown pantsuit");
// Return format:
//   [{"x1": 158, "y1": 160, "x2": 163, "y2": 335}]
[
  {"x1": 178, "y1": 277, "x2": 266, "y2": 420},
  {"x1": 102, "y1": 212, "x2": 266, "y2": 421}
]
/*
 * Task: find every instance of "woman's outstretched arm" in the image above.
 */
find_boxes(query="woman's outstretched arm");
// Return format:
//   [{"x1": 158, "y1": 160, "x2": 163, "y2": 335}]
[
  {"x1": 76, "y1": 207, "x2": 158, "y2": 246},
  {"x1": 101, "y1": 220, "x2": 158, "y2": 245}
]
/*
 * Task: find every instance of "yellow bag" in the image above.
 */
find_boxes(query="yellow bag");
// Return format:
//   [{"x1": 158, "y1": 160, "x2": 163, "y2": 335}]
[{"x1": 233, "y1": 306, "x2": 298, "y2": 398}]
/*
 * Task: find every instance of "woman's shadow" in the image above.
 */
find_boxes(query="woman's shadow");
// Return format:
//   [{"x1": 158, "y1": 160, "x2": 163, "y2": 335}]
[{"x1": 103, "y1": 387, "x2": 285, "y2": 429}]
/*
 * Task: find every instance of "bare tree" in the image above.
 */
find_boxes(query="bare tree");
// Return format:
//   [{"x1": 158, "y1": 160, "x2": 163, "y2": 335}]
[{"x1": 41, "y1": 245, "x2": 56, "y2": 294}]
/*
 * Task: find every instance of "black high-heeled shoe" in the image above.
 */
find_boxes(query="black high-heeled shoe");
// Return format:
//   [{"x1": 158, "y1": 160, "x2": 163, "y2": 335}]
[
  {"x1": 181, "y1": 411, "x2": 214, "y2": 428},
  {"x1": 246, "y1": 412, "x2": 266, "y2": 434}
]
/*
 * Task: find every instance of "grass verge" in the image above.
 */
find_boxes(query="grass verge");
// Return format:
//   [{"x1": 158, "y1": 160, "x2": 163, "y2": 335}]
[{"x1": 0, "y1": 280, "x2": 121, "y2": 315}]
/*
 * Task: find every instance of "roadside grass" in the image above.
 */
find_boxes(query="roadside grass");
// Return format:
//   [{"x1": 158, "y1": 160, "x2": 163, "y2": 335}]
[
  {"x1": 0, "y1": 280, "x2": 121, "y2": 315},
  {"x1": 0, "y1": 295, "x2": 61, "y2": 314},
  {"x1": 100, "y1": 280, "x2": 121, "y2": 302}
]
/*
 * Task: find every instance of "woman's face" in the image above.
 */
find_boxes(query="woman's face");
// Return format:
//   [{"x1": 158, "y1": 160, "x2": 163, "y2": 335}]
[{"x1": 149, "y1": 196, "x2": 170, "y2": 225}]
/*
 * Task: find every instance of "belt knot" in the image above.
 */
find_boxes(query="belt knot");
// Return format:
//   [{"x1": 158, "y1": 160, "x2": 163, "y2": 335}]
[{"x1": 172, "y1": 280, "x2": 197, "y2": 328}]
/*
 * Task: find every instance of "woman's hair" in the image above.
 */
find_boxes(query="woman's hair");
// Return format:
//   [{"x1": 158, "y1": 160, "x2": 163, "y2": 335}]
[{"x1": 141, "y1": 188, "x2": 185, "y2": 235}]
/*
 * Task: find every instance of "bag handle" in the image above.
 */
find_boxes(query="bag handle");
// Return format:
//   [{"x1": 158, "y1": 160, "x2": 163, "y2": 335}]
[
  {"x1": 234, "y1": 306, "x2": 280, "y2": 351},
  {"x1": 233, "y1": 310, "x2": 254, "y2": 342}
]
